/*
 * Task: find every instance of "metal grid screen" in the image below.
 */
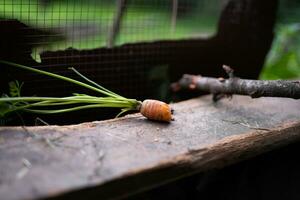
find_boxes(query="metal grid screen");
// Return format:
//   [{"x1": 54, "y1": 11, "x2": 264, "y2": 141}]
[
  {"x1": 0, "y1": 0, "x2": 223, "y2": 98},
  {"x1": 0, "y1": 0, "x2": 284, "y2": 124},
  {"x1": 0, "y1": 0, "x2": 221, "y2": 49}
]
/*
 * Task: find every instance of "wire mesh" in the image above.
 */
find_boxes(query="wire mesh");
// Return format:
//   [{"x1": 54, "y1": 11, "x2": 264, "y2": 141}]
[
  {"x1": 0, "y1": 1, "x2": 221, "y2": 52},
  {"x1": 0, "y1": 0, "x2": 223, "y2": 97},
  {"x1": 0, "y1": 0, "x2": 290, "y2": 125},
  {"x1": 0, "y1": 0, "x2": 224, "y2": 124}
]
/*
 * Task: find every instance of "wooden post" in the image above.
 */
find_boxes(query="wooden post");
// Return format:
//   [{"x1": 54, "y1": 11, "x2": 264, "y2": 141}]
[
  {"x1": 107, "y1": 0, "x2": 128, "y2": 48},
  {"x1": 171, "y1": 0, "x2": 178, "y2": 33}
]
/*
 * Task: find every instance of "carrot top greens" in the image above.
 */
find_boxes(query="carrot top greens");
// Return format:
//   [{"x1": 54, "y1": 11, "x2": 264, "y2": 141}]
[{"x1": 0, "y1": 60, "x2": 141, "y2": 118}]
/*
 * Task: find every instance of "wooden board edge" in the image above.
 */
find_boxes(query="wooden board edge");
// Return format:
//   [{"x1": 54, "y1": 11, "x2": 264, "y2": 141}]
[{"x1": 42, "y1": 120, "x2": 300, "y2": 200}]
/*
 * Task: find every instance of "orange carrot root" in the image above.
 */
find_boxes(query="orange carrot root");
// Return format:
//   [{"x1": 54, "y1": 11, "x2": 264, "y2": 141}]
[{"x1": 139, "y1": 99, "x2": 173, "y2": 122}]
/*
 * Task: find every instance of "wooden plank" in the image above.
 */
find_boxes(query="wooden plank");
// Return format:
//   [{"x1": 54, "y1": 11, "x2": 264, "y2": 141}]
[{"x1": 0, "y1": 95, "x2": 300, "y2": 200}]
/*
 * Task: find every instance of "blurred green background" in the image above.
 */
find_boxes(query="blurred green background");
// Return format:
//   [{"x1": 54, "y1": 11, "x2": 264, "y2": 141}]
[
  {"x1": 0, "y1": 0, "x2": 220, "y2": 49},
  {"x1": 0, "y1": 0, "x2": 299, "y2": 80},
  {"x1": 260, "y1": 1, "x2": 300, "y2": 80}
]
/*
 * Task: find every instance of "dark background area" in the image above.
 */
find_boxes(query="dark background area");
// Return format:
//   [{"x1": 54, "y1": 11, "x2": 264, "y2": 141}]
[{"x1": 126, "y1": 140, "x2": 300, "y2": 200}]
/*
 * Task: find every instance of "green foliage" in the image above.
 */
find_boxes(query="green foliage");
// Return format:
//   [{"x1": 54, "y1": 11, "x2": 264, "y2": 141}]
[
  {"x1": 0, "y1": 81, "x2": 24, "y2": 118},
  {"x1": 260, "y1": 24, "x2": 300, "y2": 80},
  {"x1": 0, "y1": 99, "x2": 12, "y2": 118},
  {"x1": 8, "y1": 80, "x2": 23, "y2": 97}
]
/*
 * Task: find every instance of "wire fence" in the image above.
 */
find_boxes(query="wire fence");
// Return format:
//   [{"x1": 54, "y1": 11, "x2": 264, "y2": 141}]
[
  {"x1": 0, "y1": 0, "x2": 223, "y2": 98},
  {"x1": 0, "y1": 0, "x2": 221, "y2": 54},
  {"x1": 1, "y1": 0, "x2": 292, "y2": 124}
]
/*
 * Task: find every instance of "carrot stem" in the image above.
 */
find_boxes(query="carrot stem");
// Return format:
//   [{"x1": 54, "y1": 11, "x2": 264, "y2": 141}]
[
  {"x1": 0, "y1": 61, "x2": 140, "y2": 118},
  {"x1": 0, "y1": 60, "x2": 121, "y2": 98}
]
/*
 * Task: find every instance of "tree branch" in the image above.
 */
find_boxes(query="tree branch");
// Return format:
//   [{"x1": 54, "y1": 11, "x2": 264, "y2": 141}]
[{"x1": 171, "y1": 65, "x2": 300, "y2": 100}]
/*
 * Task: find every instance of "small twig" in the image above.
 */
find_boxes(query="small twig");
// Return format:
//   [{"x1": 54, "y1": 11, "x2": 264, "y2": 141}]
[
  {"x1": 103, "y1": 131, "x2": 127, "y2": 141},
  {"x1": 21, "y1": 125, "x2": 60, "y2": 149},
  {"x1": 222, "y1": 65, "x2": 235, "y2": 78},
  {"x1": 171, "y1": 65, "x2": 300, "y2": 101},
  {"x1": 16, "y1": 158, "x2": 32, "y2": 179},
  {"x1": 222, "y1": 119, "x2": 271, "y2": 131},
  {"x1": 14, "y1": 111, "x2": 37, "y2": 138},
  {"x1": 21, "y1": 125, "x2": 37, "y2": 138},
  {"x1": 107, "y1": 0, "x2": 128, "y2": 48},
  {"x1": 35, "y1": 117, "x2": 49, "y2": 126}
]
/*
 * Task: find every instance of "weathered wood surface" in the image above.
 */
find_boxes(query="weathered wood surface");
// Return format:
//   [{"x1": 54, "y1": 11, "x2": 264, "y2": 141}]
[{"x1": 0, "y1": 95, "x2": 300, "y2": 200}]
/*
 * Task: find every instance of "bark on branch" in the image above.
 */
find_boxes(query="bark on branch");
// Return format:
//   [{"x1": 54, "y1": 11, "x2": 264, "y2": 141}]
[{"x1": 171, "y1": 65, "x2": 300, "y2": 100}]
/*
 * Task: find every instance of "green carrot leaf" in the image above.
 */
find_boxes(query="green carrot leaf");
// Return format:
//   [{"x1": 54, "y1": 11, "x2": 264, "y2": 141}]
[
  {"x1": 0, "y1": 101, "x2": 13, "y2": 117},
  {"x1": 9, "y1": 81, "x2": 23, "y2": 97},
  {"x1": 0, "y1": 61, "x2": 141, "y2": 122}
]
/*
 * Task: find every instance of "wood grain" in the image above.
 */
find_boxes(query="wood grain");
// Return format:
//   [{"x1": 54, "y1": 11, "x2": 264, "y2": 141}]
[{"x1": 0, "y1": 95, "x2": 300, "y2": 200}]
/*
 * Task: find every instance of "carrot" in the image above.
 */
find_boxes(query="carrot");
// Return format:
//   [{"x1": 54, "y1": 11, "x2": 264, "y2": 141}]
[
  {"x1": 0, "y1": 61, "x2": 174, "y2": 123},
  {"x1": 139, "y1": 99, "x2": 173, "y2": 122}
]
